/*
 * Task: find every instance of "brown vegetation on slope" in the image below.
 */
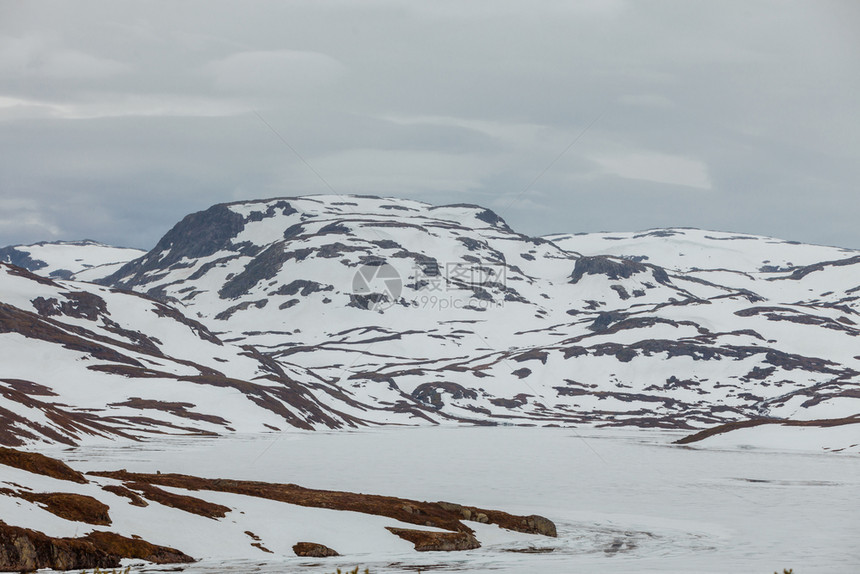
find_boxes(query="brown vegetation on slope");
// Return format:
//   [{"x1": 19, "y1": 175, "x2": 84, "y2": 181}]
[
  {"x1": 89, "y1": 470, "x2": 557, "y2": 538},
  {"x1": 17, "y1": 492, "x2": 111, "y2": 525},
  {"x1": 0, "y1": 383, "x2": 142, "y2": 446},
  {"x1": 82, "y1": 531, "x2": 194, "y2": 564},
  {"x1": 0, "y1": 522, "x2": 119, "y2": 571},
  {"x1": 674, "y1": 415, "x2": 860, "y2": 444},
  {"x1": 0, "y1": 523, "x2": 193, "y2": 571},
  {"x1": 0, "y1": 446, "x2": 87, "y2": 483},
  {"x1": 100, "y1": 484, "x2": 148, "y2": 507},
  {"x1": 109, "y1": 397, "x2": 230, "y2": 426},
  {"x1": 123, "y1": 482, "x2": 230, "y2": 518}
]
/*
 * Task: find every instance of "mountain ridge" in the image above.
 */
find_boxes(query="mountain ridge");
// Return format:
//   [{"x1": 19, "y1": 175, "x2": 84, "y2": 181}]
[{"x1": 1, "y1": 194, "x2": 858, "y2": 447}]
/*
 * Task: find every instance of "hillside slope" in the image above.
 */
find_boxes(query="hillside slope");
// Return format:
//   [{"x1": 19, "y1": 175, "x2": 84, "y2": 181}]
[
  {"x1": 0, "y1": 240, "x2": 145, "y2": 281},
  {"x1": 94, "y1": 196, "x2": 860, "y2": 431},
  {"x1": 0, "y1": 261, "x2": 440, "y2": 446}
]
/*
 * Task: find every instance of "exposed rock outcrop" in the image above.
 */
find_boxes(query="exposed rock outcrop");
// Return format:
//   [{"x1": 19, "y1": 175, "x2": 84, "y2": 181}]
[
  {"x1": 292, "y1": 541, "x2": 339, "y2": 557},
  {"x1": 83, "y1": 531, "x2": 194, "y2": 564},
  {"x1": 386, "y1": 527, "x2": 480, "y2": 551},
  {"x1": 101, "y1": 203, "x2": 246, "y2": 291},
  {"x1": 0, "y1": 523, "x2": 118, "y2": 571},
  {"x1": 0, "y1": 524, "x2": 193, "y2": 571},
  {"x1": 436, "y1": 501, "x2": 557, "y2": 537},
  {"x1": 569, "y1": 256, "x2": 647, "y2": 283}
]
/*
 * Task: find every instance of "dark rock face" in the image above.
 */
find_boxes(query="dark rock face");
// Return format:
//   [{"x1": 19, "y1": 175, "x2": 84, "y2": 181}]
[
  {"x1": 784, "y1": 254, "x2": 860, "y2": 280},
  {"x1": 474, "y1": 208, "x2": 509, "y2": 228},
  {"x1": 150, "y1": 303, "x2": 223, "y2": 345},
  {"x1": 525, "y1": 515, "x2": 558, "y2": 537},
  {"x1": 32, "y1": 292, "x2": 108, "y2": 321},
  {"x1": 490, "y1": 395, "x2": 529, "y2": 408},
  {"x1": 610, "y1": 284, "x2": 631, "y2": 300},
  {"x1": 148, "y1": 204, "x2": 246, "y2": 265},
  {"x1": 48, "y1": 269, "x2": 75, "y2": 279},
  {"x1": 268, "y1": 280, "x2": 333, "y2": 297},
  {"x1": 214, "y1": 299, "x2": 268, "y2": 320},
  {"x1": 318, "y1": 222, "x2": 350, "y2": 235},
  {"x1": 435, "y1": 501, "x2": 558, "y2": 538},
  {"x1": 569, "y1": 256, "x2": 648, "y2": 283},
  {"x1": 101, "y1": 203, "x2": 245, "y2": 289},
  {"x1": 511, "y1": 368, "x2": 532, "y2": 379},
  {"x1": 590, "y1": 311, "x2": 627, "y2": 332},
  {"x1": 429, "y1": 203, "x2": 511, "y2": 230},
  {"x1": 0, "y1": 523, "x2": 119, "y2": 571},
  {"x1": 0, "y1": 246, "x2": 46, "y2": 271},
  {"x1": 348, "y1": 292, "x2": 389, "y2": 310},
  {"x1": 0, "y1": 525, "x2": 192, "y2": 570},
  {"x1": 219, "y1": 243, "x2": 313, "y2": 299},
  {"x1": 292, "y1": 541, "x2": 339, "y2": 557},
  {"x1": 247, "y1": 200, "x2": 297, "y2": 222},
  {"x1": 412, "y1": 383, "x2": 478, "y2": 408}
]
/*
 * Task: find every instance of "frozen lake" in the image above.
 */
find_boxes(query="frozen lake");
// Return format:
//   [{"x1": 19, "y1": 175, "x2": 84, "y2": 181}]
[{"x1": 55, "y1": 427, "x2": 859, "y2": 573}]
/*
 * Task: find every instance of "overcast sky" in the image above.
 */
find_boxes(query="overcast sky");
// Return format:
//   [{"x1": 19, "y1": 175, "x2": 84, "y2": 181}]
[{"x1": 1, "y1": 0, "x2": 858, "y2": 250}]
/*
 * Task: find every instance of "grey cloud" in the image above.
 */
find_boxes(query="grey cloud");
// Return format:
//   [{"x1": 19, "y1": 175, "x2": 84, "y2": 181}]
[{"x1": 0, "y1": 0, "x2": 857, "y2": 249}]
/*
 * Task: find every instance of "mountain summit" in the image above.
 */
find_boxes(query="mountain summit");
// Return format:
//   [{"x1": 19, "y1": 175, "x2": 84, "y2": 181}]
[{"x1": 1, "y1": 195, "x2": 858, "y2": 445}]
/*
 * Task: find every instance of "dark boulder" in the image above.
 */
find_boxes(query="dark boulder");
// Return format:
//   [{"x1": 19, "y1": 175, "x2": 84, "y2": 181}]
[
  {"x1": 292, "y1": 542, "x2": 339, "y2": 557},
  {"x1": 569, "y1": 256, "x2": 646, "y2": 283}
]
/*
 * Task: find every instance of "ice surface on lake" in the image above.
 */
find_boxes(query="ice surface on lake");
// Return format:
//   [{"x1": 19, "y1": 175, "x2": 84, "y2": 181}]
[{"x1": 56, "y1": 427, "x2": 860, "y2": 574}]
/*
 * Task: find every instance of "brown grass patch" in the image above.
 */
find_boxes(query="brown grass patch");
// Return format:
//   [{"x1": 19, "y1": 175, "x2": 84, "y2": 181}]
[
  {"x1": 88, "y1": 470, "x2": 557, "y2": 538},
  {"x1": 101, "y1": 484, "x2": 148, "y2": 507},
  {"x1": 92, "y1": 470, "x2": 468, "y2": 533},
  {"x1": 0, "y1": 446, "x2": 87, "y2": 483},
  {"x1": 108, "y1": 397, "x2": 230, "y2": 425},
  {"x1": 82, "y1": 530, "x2": 194, "y2": 564},
  {"x1": 18, "y1": 492, "x2": 111, "y2": 525},
  {"x1": 124, "y1": 481, "x2": 230, "y2": 518},
  {"x1": 675, "y1": 415, "x2": 860, "y2": 444}
]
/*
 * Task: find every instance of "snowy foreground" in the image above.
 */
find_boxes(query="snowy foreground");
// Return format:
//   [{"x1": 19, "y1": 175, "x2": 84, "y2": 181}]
[{"x1": 34, "y1": 427, "x2": 859, "y2": 574}]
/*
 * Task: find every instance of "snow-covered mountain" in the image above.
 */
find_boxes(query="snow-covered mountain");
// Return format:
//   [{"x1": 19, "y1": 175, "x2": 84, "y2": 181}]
[
  {"x1": 1, "y1": 195, "x2": 858, "y2": 446},
  {"x1": 0, "y1": 262, "x2": 432, "y2": 446},
  {"x1": 0, "y1": 240, "x2": 145, "y2": 281}
]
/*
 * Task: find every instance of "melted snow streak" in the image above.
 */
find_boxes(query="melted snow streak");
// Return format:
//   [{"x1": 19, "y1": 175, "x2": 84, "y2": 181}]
[{"x1": 1, "y1": 195, "x2": 859, "y2": 449}]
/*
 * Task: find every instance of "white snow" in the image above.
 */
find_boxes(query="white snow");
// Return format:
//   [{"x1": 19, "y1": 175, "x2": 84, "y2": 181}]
[
  {"x1": 22, "y1": 427, "x2": 857, "y2": 574},
  {"x1": 2, "y1": 196, "x2": 858, "y2": 448},
  {"x1": 0, "y1": 240, "x2": 144, "y2": 278}
]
